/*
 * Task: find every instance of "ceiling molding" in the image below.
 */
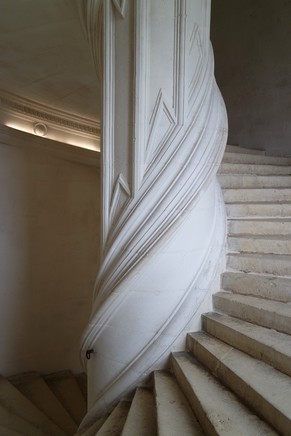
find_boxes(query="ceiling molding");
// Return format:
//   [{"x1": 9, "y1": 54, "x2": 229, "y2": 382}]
[
  {"x1": 0, "y1": 123, "x2": 100, "y2": 167},
  {"x1": 0, "y1": 89, "x2": 101, "y2": 151}
]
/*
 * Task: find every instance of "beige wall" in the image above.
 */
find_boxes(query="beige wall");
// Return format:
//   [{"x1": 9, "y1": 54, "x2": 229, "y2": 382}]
[
  {"x1": 211, "y1": 0, "x2": 291, "y2": 156},
  {"x1": 0, "y1": 127, "x2": 100, "y2": 376}
]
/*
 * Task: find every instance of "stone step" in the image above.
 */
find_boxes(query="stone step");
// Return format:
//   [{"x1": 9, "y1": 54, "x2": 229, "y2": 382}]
[
  {"x1": 45, "y1": 371, "x2": 87, "y2": 425},
  {"x1": 122, "y1": 387, "x2": 156, "y2": 436},
  {"x1": 75, "y1": 373, "x2": 87, "y2": 402},
  {"x1": 213, "y1": 291, "x2": 291, "y2": 335},
  {"x1": 202, "y1": 312, "x2": 291, "y2": 377},
  {"x1": 171, "y1": 352, "x2": 277, "y2": 435},
  {"x1": 221, "y1": 271, "x2": 291, "y2": 302},
  {"x1": 228, "y1": 235, "x2": 291, "y2": 255},
  {"x1": 76, "y1": 416, "x2": 107, "y2": 436},
  {"x1": 227, "y1": 218, "x2": 291, "y2": 236},
  {"x1": 225, "y1": 145, "x2": 266, "y2": 155},
  {"x1": 226, "y1": 202, "x2": 291, "y2": 218},
  {"x1": 11, "y1": 373, "x2": 77, "y2": 435},
  {"x1": 96, "y1": 401, "x2": 130, "y2": 435},
  {"x1": 154, "y1": 371, "x2": 202, "y2": 436},
  {"x1": 187, "y1": 332, "x2": 291, "y2": 435},
  {"x1": 223, "y1": 187, "x2": 291, "y2": 203},
  {"x1": 227, "y1": 252, "x2": 291, "y2": 276},
  {"x1": 219, "y1": 174, "x2": 291, "y2": 189},
  {"x1": 222, "y1": 152, "x2": 291, "y2": 166},
  {"x1": 0, "y1": 375, "x2": 65, "y2": 435},
  {"x1": 0, "y1": 403, "x2": 45, "y2": 436},
  {"x1": 219, "y1": 163, "x2": 291, "y2": 175}
]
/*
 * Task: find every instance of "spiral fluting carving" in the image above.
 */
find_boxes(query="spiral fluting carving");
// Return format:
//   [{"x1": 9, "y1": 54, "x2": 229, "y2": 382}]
[{"x1": 78, "y1": 0, "x2": 227, "y2": 426}]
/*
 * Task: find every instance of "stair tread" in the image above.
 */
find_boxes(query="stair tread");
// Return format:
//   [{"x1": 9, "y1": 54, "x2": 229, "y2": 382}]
[
  {"x1": 187, "y1": 332, "x2": 291, "y2": 434},
  {"x1": 0, "y1": 376, "x2": 65, "y2": 435},
  {"x1": 45, "y1": 371, "x2": 87, "y2": 425},
  {"x1": 222, "y1": 270, "x2": 291, "y2": 302},
  {"x1": 225, "y1": 145, "x2": 266, "y2": 155},
  {"x1": 122, "y1": 387, "x2": 156, "y2": 436},
  {"x1": 172, "y1": 352, "x2": 278, "y2": 435},
  {"x1": 222, "y1": 152, "x2": 291, "y2": 165},
  {"x1": 96, "y1": 401, "x2": 130, "y2": 435},
  {"x1": 13, "y1": 374, "x2": 77, "y2": 434},
  {"x1": 202, "y1": 312, "x2": 291, "y2": 376},
  {"x1": 227, "y1": 252, "x2": 291, "y2": 277},
  {"x1": 220, "y1": 163, "x2": 291, "y2": 173},
  {"x1": 214, "y1": 291, "x2": 291, "y2": 335},
  {"x1": 214, "y1": 291, "x2": 291, "y2": 316},
  {"x1": 76, "y1": 416, "x2": 107, "y2": 436},
  {"x1": 0, "y1": 403, "x2": 46, "y2": 436},
  {"x1": 154, "y1": 371, "x2": 202, "y2": 436}
]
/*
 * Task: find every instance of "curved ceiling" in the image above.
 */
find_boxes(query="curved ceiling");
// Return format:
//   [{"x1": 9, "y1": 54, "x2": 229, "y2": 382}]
[{"x1": 0, "y1": 0, "x2": 100, "y2": 123}]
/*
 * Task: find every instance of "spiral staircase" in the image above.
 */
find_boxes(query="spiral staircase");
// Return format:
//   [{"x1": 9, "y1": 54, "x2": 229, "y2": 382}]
[{"x1": 0, "y1": 145, "x2": 291, "y2": 435}]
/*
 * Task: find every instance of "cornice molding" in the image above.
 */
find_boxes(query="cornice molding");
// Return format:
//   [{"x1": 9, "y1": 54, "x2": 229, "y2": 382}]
[
  {"x1": 0, "y1": 123, "x2": 100, "y2": 167},
  {"x1": 0, "y1": 89, "x2": 100, "y2": 151}
]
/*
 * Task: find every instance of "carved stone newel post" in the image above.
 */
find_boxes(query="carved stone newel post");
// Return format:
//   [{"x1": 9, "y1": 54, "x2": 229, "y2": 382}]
[{"x1": 79, "y1": 0, "x2": 227, "y2": 427}]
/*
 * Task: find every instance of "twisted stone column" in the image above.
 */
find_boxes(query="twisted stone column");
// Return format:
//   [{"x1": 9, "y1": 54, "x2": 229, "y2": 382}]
[{"x1": 79, "y1": 0, "x2": 227, "y2": 426}]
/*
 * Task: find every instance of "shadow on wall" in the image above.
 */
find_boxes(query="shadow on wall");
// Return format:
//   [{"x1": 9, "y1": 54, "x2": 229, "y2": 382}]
[
  {"x1": 0, "y1": 130, "x2": 100, "y2": 376},
  {"x1": 211, "y1": 0, "x2": 291, "y2": 156}
]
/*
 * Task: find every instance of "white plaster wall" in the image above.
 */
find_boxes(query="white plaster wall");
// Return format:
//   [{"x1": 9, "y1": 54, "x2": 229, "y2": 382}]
[
  {"x1": 211, "y1": 0, "x2": 291, "y2": 156},
  {"x1": 0, "y1": 129, "x2": 100, "y2": 376}
]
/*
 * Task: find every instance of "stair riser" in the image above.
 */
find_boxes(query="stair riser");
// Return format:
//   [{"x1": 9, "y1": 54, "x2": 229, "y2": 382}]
[
  {"x1": 219, "y1": 163, "x2": 291, "y2": 175},
  {"x1": 228, "y1": 220, "x2": 291, "y2": 236},
  {"x1": 226, "y1": 203, "x2": 291, "y2": 218},
  {"x1": 219, "y1": 174, "x2": 291, "y2": 189},
  {"x1": 223, "y1": 188, "x2": 291, "y2": 203},
  {"x1": 202, "y1": 314, "x2": 291, "y2": 377},
  {"x1": 221, "y1": 272, "x2": 291, "y2": 302},
  {"x1": 222, "y1": 153, "x2": 291, "y2": 165},
  {"x1": 225, "y1": 146, "x2": 266, "y2": 155},
  {"x1": 187, "y1": 335, "x2": 291, "y2": 435},
  {"x1": 228, "y1": 236, "x2": 291, "y2": 255},
  {"x1": 227, "y1": 253, "x2": 291, "y2": 276},
  {"x1": 213, "y1": 294, "x2": 291, "y2": 335}
]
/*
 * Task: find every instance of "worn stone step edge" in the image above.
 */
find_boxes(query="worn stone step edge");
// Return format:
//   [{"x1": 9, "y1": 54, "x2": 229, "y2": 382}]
[
  {"x1": 213, "y1": 291, "x2": 291, "y2": 335},
  {"x1": 154, "y1": 371, "x2": 202, "y2": 436},
  {"x1": 122, "y1": 387, "x2": 156, "y2": 436},
  {"x1": 96, "y1": 401, "x2": 131, "y2": 435},
  {"x1": 219, "y1": 174, "x2": 291, "y2": 189},
  {"x1": 202, "y1": 312, "x2": 291, "y2": 377},
  {"x1": 14, "y1": 375, "x2": 77, "y2": 434},
  {"x1": 222, "y1": 152, "x2": 291, "y2": 165},
  {"x1": 0, "y1": 403, "x2": 45, "y2": 436},
  {"x1": 225, "y1": 203, "x2": 291, "y2": 219},
  {"x1": 227, "y1": 252, "x2": 291, "y2": 276},
  {"x1": 219, "y1": 163, "x2": 291, "y2": 175},
  {"x1": 227, "y1": 218, "x2": 291, "y2": 236},
  {"x1": 221, "y1": 271, "x2": 291, "y2": 302},
  {"x1": 223, "y1": 188, "x2": 291, "y2": 203},
  {"x1": 187, "y1": 332, "x2": 291, "y2": 435},
  {"x1": 171, "y1": 352, "x2": 278, "y2": 436},
  {"x1": 227, "y1": 235, "x2": 291, "y2": 255},
  {"x1": 45, "y1": 372, "x2": 87, "y2": 425},
  {"x1": 0, "y1": 376, "x2": 66, "y2": 435},
  {"x1": 225, "y1": 145, "x2": 266, "y2": 155}
]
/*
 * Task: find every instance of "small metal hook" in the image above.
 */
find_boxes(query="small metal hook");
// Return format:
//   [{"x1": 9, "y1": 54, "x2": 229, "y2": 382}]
[{"x1": 86, "y1": 348, "x2": 95, "y2": 360}]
